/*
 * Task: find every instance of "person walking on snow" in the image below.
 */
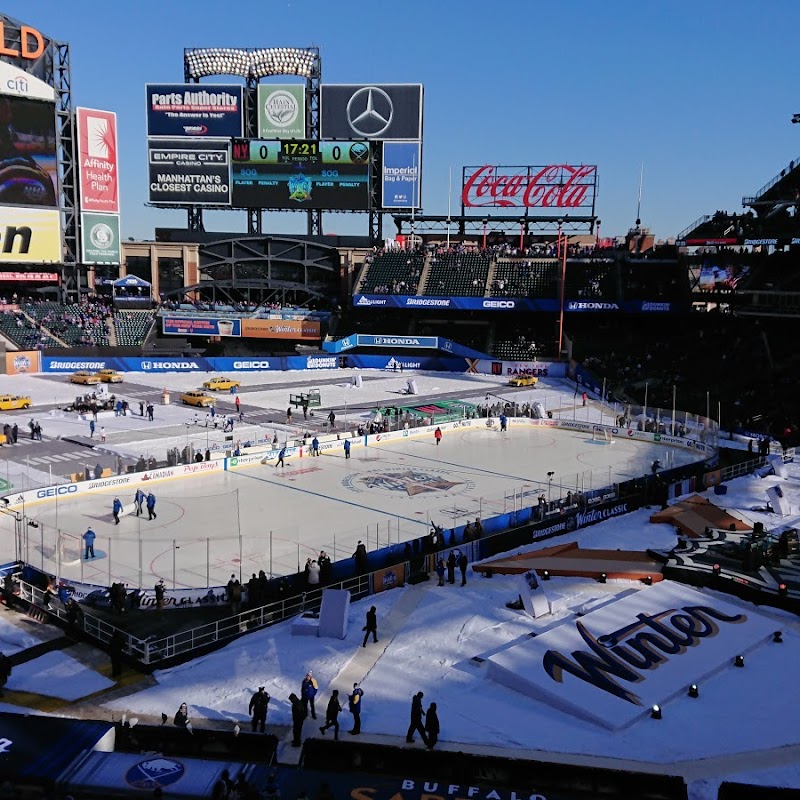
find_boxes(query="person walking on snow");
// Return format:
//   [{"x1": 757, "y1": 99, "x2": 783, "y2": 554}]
[
  {"x1": 146, "y1": 492, "x2": 157, "y2": 520},
  {"x1": 134, "y1": 488, "x2": 145, "y2": 516},
  {"x1": 328, "y1": 410, "x2": 336, "y2": 429},
  {"x1": 301, "y1": 671, "x2": 318, "y2": 719},
  {"x1": 425, "y1": 702, "x2": 440, "y2": 750},
  {"x1": 83, "y1": 528, "x2": 96, "y2": 560},
  {"x1": 100, "y1": 426, "x2": 106, "y2": 443},
  {"x1": 406, "y1": 692, "x2": 428, "y2": 746},
  {"x1": 249, "y1": 686, "x2": 270, "y2": 733},
  {"x1": 436, "y1": 558, "x2": 445, "y2": 586},
  {"x1": 434, "y1": 427, "x2": 442, "y2": 446},
  {"x1": 362, "y1": 605, "x2": 378, "y2": 647},
  {"x1": 235, "y1": 395, "x2": 241, "y2": 413},
  {"x1": 349, "y1": 683, "x2": 363, "y2": 735},
  {"x1": 343, "y1": 438, "x2": 351, "y2": 459},
  {"x1": 290, "y1": 693, "x2": 305, "y2": 747},
  {"x1": 319, "y1": 689, "x2": 342, "y2": 739},
  {"x1": 112, "y1": 497, "x2": 123, "y2": 525}
]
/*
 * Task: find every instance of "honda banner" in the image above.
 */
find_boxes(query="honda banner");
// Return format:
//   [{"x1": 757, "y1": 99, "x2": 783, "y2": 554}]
[
  {"x1": 461, "y1": 164, "x2": 597, "y2": 213},
  {"x1": 381, "y1": 141, "x2": 421, "y2": 209},
  {"x1": 146, "y1": 83, "x2": 244, "y2": 138},
  {"x1": 320, "y1": 84, "x2": 423, "y2": 140},
  {"x1": 76, "y1": 108, "x2": 120, "y2": 214}
]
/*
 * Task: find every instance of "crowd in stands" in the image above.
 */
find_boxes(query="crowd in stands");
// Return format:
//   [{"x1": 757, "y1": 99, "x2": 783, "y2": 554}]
[{"x1": 23, "y1": 298, "x2": 113, "y2": 346}]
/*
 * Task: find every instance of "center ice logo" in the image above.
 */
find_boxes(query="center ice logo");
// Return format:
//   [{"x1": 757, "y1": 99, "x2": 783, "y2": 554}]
[{"x1": 344, "y1": 469, "x2": 470, "y2": 497}]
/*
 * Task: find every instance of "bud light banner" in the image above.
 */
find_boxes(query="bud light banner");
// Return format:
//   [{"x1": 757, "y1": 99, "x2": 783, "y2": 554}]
[
  {"x1": 461, "y1": 164, "x2": 597, "y2": 214},
  {"x1": 381, "y1": 141, "x2": 421, "y2": 209},
  {"x1": 146, "y1": 83, "x2": 244, "y2": 137}
]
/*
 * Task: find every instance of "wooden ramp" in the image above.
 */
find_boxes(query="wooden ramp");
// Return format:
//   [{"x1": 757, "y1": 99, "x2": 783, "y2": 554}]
[
  {"x1": 473, "y1": 542, "x2": 664, "y2": 582},
  {"x1": 650, "y1": 494, "x2": 752, "y2": 538}
]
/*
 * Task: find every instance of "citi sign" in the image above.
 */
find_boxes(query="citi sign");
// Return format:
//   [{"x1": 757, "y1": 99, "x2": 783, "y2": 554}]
[{"x1": 37, "y1": 485, "x2": 78, "y2": 499}]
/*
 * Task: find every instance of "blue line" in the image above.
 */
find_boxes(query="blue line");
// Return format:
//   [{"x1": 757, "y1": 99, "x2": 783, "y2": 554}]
[{"x1": 230, "y1": 468, "x2": 429, "y2": 527}]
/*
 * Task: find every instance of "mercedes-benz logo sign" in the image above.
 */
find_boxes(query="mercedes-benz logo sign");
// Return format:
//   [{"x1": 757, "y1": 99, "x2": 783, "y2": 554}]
[{"x1": 346, "y1": 87, "x2": 393, "y2": 138}]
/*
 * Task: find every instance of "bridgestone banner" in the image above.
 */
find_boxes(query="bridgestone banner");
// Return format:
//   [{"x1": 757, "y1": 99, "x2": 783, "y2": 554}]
[{"x1": 147, "y1": 138, "x2": 231, "y2": 205}]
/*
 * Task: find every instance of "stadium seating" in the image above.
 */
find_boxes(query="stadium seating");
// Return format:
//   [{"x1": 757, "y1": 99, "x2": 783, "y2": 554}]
[
  {"x1": 0, "y1": 312, "x2": 62, "y2": 349},
  {"x1": 22, "y1": 302, "x2": 111, "y2": 347},
  {"x1": 424, "y1": 252, "x2": 490, "y2": 296},
  {"x1": 114, "y1": 310, "x2": 156, "y2": 347},
  {"x1": 564, "y1": 260, "x2": 616, "y2": 300},
  {"x1": 359, "y1": 251, "x2": 424, "y2": 294},
  {"x1": 490, "y1": 258, "x2": 559, "y2": 298}
]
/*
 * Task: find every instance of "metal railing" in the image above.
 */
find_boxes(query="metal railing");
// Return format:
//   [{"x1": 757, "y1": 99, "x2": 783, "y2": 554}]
[
  {"x1": 749, "y1": 156, "x2": 800, "y2": 201},
  {"x1": 677, "y1": 215, "x2": 711, "y2": 241}
]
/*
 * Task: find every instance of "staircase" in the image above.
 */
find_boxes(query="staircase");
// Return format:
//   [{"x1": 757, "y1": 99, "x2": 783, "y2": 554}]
[
  {"x1": 417, "y1": 253, "x2": 434, "y2": 295},
  {"x1": 485, "y1": 257, "x2": 499, "y2": 294},
  {"x1": 107, "y1": 318, "x2": 118, "y2": 347},
  {"x1": 20, "y1": 309, "x2": 69, "y2": 348}
]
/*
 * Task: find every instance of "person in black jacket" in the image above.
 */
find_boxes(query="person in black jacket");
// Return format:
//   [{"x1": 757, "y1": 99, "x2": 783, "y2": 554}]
[
  {"x1": 319, "y1": 689, "x2": 342, "y2": 740},
  {"x1": 459, "y1": 551, "x2": 468, "y2": 586},
  {"x1": 362, "y1": 605, "x2": 378, "y2": 647},
  {"x1": 447, "y1": 551, "x2": 456, "y2": 584},
  {"x1": 425, "y1": 701, "x2": 440, "y2": 750},
  {"x1": 290, "y1": 692, "x2": 305, "y2": 747},
  {"x1": 249, "y1": 686, "x2": 270, "y2": 733},
  {"x1": 353, "y1": 540, "x2": 368, "y2": 575},
  {"x1": 405, "y1": 691, "x2": 428, "y2": 746},
  {"x1": 0, "y1": 652, "x2": 10, "y2": 697}
]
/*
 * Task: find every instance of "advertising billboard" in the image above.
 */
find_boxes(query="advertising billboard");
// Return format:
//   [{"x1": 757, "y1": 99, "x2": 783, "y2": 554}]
[
  {"x1": 231, "y1": 138, "x2": 370, "y2": 210},
  {"x1": 320, "y1": 84, "x2": 423, "y2": 141},
  {"x1": 0, "y1": 206, "x2": 60, "y2": 262},
  {"x1": 146, "y1": 83, "x2": 243, "y2": 138},
  {"x1": 461, "y1": 164, "x2": 598, "y2": 213},
  {"x1": 5, "y1": 350, "x2": 40, "y2": 374},
  {"x1": 257, "y1": 84, "x2": 305, "y2": 139},
  {"x1": 162, "y1": 316, "x2": 241, "y2": 337},
  {"x1": 0, "y1": 60, "x2": 54, "y2": 101},
  {"x1": 80, "y1": 212, "x2": 120, "y2": 264},
  {"x1": 381, "y1": 141, "x2": 420, "y2": 209},
  {"x1": 240, "y1": 318, "x2": 320, "y2": 340},
  {"x1": 148, "y1": 138, "x2": 231, "y2": 205},
  {"x1": 0, "y1": 94, "x2": 57, "y2": 208},
  {"x1": 76, "y1": 107, "x2": 119, "y2": 214}
]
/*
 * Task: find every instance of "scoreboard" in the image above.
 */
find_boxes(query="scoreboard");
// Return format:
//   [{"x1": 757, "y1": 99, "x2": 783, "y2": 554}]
[{"x1": 231, "y1": 139, "x2": 371, "y2": 210}]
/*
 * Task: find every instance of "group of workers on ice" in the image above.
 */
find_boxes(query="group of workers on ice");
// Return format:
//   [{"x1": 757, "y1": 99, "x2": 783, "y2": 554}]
[{"x1": 82, "y1": 490, "x2": 158, "y2": 559}]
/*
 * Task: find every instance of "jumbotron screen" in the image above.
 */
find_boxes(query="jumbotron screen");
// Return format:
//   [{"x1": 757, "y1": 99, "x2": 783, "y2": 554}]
[{"x1": 231, "y1": 138, "x2": 370, "y2": 210}]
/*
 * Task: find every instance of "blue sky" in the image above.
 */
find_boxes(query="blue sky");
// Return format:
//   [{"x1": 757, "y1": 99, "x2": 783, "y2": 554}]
[{"x1": 5, "y1": 0, "x2": 800, "y2": 240}]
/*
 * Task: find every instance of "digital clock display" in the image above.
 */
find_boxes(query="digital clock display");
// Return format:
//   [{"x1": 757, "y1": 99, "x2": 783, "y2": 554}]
[{"x1": 231, "y1": 139, "x2": 371, "y2": 210}]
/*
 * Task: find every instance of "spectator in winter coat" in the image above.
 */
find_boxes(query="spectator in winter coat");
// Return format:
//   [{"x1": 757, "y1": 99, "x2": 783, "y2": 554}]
[
  {"x1": 436, "y1": 558, "x2": 445, "y2": 587},
  {"x1": 459, "y1": 552, "x2": 468, "y2": 586},
  {"x1": 353, "y1": 541, "x2": 368, "y2": 575},
  {"x1": 362, "y1": 606, "x2": 378, "y2": 647},
  {"x1": 319, "y1": 689, "x2": 342, "y2": 739},
  {"x1": 290, "y1": 692, "x2": 305, "y2": 746},
  {"x1": 146, "y1": 492, "x2": 157, "y2": 520},
  {"x1": 174, "y1": 702, "x2": 190, "y2": 729},
  {"x1": 406, "y1": 692, "x2": 428, "y2": 746},
  {"x1": 301, "y1": 671, "x2": 318, "y2": 719},
  {"x1": 447, "y1": 551, "x2": 456, "y2": 584},
  {"x1": 425, "y1": 702, "x2": 440, "y2": 750},
  {"x1": 434, "y1": 427, "x2": 442, "y2": 446},
  {"x1": 349, "y1": 683, "x2": 363, "y2": 735},
  {"x1": 249, "y1": 686, "x2": 270, "y2": 733},
  {"x1": 307, "y1": 560, "x2": 320, "y2": 587}
]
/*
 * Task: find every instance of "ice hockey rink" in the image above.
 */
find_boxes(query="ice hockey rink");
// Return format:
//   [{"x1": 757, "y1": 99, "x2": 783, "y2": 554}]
[{"x1": 11, "y1": 424, "x2": 703, "y2": 590}]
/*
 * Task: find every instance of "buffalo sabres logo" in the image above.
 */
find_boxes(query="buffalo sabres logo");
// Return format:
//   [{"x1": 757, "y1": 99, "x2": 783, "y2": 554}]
[{"x1": 344, "y1": 469, "x2": 468, "y2": 496}]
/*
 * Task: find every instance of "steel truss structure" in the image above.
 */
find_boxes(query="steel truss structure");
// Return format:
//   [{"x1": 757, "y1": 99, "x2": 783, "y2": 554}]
[
  {"x1": 180, "y1": 46, "x2": 322, "y2": 236},
  {"x1": 392, "y1": 214, "x2": 597, "y2": 239}
]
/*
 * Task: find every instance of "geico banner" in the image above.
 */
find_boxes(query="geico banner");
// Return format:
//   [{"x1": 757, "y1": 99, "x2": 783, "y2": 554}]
[
  {"x1": 76, "y1": 108, "x2": 120, "y2": 213},
  {"x1": 320, "y1": 84, "x2": 423, "y2": 140},
  {"x1": 241, "y1": 318, "x2": 320, "y2": 340},
  {"x1": 257, "y1": 84, "x2": 305, "y2": 139},
  {"x1": 353, "y1": 294, "x2": 560, "y2": 312},
  {"x1": 146, "y1": 83, "x2": 244, "y2": 138},
  {"x1": 4, "y1": 350, "x2": 40, "y2": 374},
  {"x1": 147, "y1": 138, "x2": 231, "y2": 205},
  {"x1": 0, "y1": 207, "x2": 60, "y2": 262}
]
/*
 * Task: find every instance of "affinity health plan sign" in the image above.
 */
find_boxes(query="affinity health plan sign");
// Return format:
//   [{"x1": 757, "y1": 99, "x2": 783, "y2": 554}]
[{"x1": 487, "y1": 582, "x2": 775, "y2": 730}]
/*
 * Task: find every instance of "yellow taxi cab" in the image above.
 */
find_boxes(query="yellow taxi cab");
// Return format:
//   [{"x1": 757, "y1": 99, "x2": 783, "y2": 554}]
[
  {"x1": 508, "y1": 374, "x2": 538, "y2": 387},
  {"x1": 70, "y1": 371, "x2": 101, "y2": 385},
  {"x1": 180, "y1": 390, "x2": 216, "y2": 408},
  {"x1": 0, "y1": 394, "x2": 32, "y2": 411},
  {"x1": 95, "y1": 369, "x2": 124, "y2": 383},
  {"x1": 202, "y1": 376, "x2": 241, "y2": 391}
]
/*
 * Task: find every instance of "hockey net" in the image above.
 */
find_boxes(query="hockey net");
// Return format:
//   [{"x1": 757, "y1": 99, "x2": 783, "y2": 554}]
[
  {"x1": 57, "y1": 532, "x2": 83, "y2": 567},
  {"x1": 592, "y1": 425, "x2": 614, "y2": 445}
]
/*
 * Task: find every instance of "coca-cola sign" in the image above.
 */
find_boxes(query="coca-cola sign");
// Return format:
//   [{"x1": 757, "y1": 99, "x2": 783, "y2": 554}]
[{"x1": 461, "y1": 164, "x2": 597, "y2": 211}]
